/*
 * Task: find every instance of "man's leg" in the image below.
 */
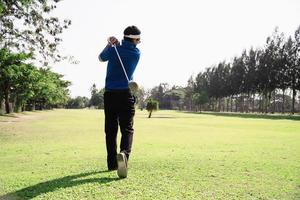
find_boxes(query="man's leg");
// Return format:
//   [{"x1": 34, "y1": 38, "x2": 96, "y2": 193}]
[
  {"x1": 119, "y1": 93, "x2": 135, "y2": 160},
  {"x1": 104, "y1": 92, "x2": 118, "y2": 170}
]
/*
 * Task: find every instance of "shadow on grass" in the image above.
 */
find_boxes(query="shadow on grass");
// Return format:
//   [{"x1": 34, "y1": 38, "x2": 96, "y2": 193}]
[
  {"x1": 0, "y1": 114, "x2": 19, "y2": 122},
  {"x1": 0, "y1": 114, "x2": 19, "y2": 118},
  {"x1": 150, "y1": 116, "x2": 176, "y2": 119},
  {"x1": 0, "y1": 109, "x2": 54, "y2": 117},
  {"x1": 183, "y1": 111, "x2": 300, "y2": 121},
  {"x1": 0, "y1": 170, "x2": 120, "y2": 200}
]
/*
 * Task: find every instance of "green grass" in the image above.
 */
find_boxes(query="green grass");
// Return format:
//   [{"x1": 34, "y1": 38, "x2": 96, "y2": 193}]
[{"x1": 0, "y1": 109, "x2": 299, "y2": 200}]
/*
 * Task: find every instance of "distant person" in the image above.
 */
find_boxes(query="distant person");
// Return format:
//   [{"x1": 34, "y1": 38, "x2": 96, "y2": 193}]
[{"x1": 98, "y1": 25, "x2": 141, "y2": 178}]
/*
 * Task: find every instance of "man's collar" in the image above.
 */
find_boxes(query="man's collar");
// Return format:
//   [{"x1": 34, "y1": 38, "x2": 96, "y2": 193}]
[{"x1": 122, "y1": 40, "x2": 136, "y2": 48}]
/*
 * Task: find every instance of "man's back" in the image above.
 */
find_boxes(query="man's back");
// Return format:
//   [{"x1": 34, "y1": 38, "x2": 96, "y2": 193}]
[{"x1": 99, "y1": 40, "x2": 140, "y2": 90}]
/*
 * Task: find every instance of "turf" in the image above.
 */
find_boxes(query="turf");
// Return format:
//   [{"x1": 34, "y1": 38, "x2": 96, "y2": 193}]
[{"x1": 0, "y1": 109, "x2": 299, "y2": 199}]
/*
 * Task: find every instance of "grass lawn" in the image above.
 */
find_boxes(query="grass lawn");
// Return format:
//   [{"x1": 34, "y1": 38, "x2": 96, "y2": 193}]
[{"x1": 0, "y1": 109, "x2": 299, "y2": 199}]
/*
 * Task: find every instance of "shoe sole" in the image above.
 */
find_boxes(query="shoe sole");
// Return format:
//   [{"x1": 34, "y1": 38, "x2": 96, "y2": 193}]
[{"x1": 117, "y1": 153, "x2": 127, "y2": 178}]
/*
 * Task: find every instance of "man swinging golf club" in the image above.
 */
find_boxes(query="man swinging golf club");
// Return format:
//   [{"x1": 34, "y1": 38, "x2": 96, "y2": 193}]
[{"x1": 98, "y1": 25, "x2": 141, "y2": 178}]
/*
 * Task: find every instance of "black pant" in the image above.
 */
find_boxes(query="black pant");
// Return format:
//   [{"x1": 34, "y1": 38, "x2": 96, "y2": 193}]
[{"x1": 104, "y1": 90, "x2": 135, "y2": 170}]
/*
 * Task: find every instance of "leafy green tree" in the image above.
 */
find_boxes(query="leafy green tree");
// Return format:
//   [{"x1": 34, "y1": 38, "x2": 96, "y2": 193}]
[
  {"x1": 136, "y1": 86, "x2": 147, "y2": 110},
  {"x1": 230, "y1": 56, "x2": 246, "y2": 112},
  {"x1": 211, "y1": 61, "x2": 231, "y2": 111},
  {"x1": 164, "y1": 87, "x2": 185, "y2": 110},
  {"x1": 0, "y1": 0, "x2": 71, "y2": 63},
  {"x1": 291, "y1": 25, "x2": 300, "y2": 114},
  {"x1": 257, "y1": 28, "x2": 286, "y2": 113},
  {"x1": 67, "y1": 96, "x2": 89, "y2": 109},
  {"x1": 243, "y1": 48, "x2": 259, "y2": 112},
  {"x1": 28, "y1": 68, "x2": 70, "y2": 110},
  {"x1": 10, "y1": 63, "x2": 38, "y2": 112},
  {"x1": 150, "y1": 83, "x2": 170, "y2": 107},
  {"x1": 280, "y1": 37, "x2": 295, "y2": 113},
  {"x1": 0, "y1": 48, "x2": 32, "y2": 113},
  {"x1": 89, "y1": 84, "x2": 104, "y2": 109},
  {"x1": 146, "y1": 99, "x2": 159, "y2": 118},
  {"x1": 192, "y1": 92, "x2": 209, "y2": 112},
  {"x1": 184, "y1": 76, "x2": 195, "y2": 111},
  {"x1": 0, "y1": 48, "x2": 70, "y2": 113},
  {"x1": 188, "y1": 25, "x2": 300, "y2": 114}
]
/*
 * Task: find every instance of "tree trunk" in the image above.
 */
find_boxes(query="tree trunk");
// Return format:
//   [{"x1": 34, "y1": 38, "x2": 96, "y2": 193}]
[
  {"x1": 291, "y1": 88, "x2": 296, "y2": 114},
  {"x1": 0, "y1": 99, "x2": 4, "y2": 114},
  {"x1": 4, "y1": 85, "x2": 10, "y2": 114},
  {"x1": 262, "y1": 91, "x2": 266, "y2": 113},
  {"x1": 258, "y1": 94, "x2": 261, "y2": 113},
  {"x1": 252, "y1": 94, "x2": 255, "y2": 113},
  {"x1": 263, "y1": 90, "x2": 269, "y2": 114},
  {"x1": 246, "y1": 93, "x2": 250, "y2": 113},
  {"x1": 268, "y1": 91, "x2": 272, "y2": 113},
  {"x1": 259, "y1": 93, "x2": 263, "y2": 113},
  {"x1": 241, "y1": 95, "x2": 244, "y2": 113},
  {"x1": 148, "y1": 110, "x2": 152, "y2": 118},
  {"x1": 240, "y1": 94, "x2": 244, "y2": 113},
  {"x1": 230, "y1": 96, "x2": 233, "y2": 112},
  {"x1": 13, "y1": 95, "x2": 20, "y2": 113},
  {"x1": 32, "y1": 101, "x2": 36, "y2": 111},
  {"x1": 272, "y1": 90, "x2": 276, "y2": 114},
  {"x1": 235, "y1": 96, "x2": 238, "y2": 113},
  {"x1": 282, "y1": 89, "x2": 285, "y2": 114},
  {"x1": 226, "y1": 97, "x2": 229, "y2": 112}
]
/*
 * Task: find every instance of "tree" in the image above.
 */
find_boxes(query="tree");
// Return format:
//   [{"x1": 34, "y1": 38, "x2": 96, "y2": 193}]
[
  {"x1": 9, "y1": 62, "x2": 37, "y2": 112},
  {"x1": 230, "y1": 55, "x2": 245, "y2": 112},
  {"x1": 281, "y1": 37, "x2": 295, "y2": 113},
  {"x1": 257, "y1": 28, "x2": 286, "y2": 113},
  {"x1": 89, "y1": 84, "x2": 104, "y2": 109},
  {"x1": 182, "y1": 25, "x2": 300, "y2": 114},
  {"x1": 184, "y1": 75, "x2": 195, "y2": 111},
  {"x1": 0, "y1": 0, "x2": 71, "y2": 63},
  {"x1": 194, "y1": 71, "x2": 210, "y2": 109},
  {"x1": 292, "y1": 25, "x2": 300, "y2": 114},
  {"x1": 0, "y1": 48, "x2": 70, "y2": 113},
  {"x1": 192, "y1": 92, "x2": 209, "y2": 112},
  {"x1": 0, "y1": 48, "x2": 32, "y2": 113},
  {"x1": 67, "y1": 96, "x2": 89, "y2": 109},
  {"x1": 150, "y1": 83, "x2": 170, "y2": 108},
  {"x1": 28, "y1": 68, "x2": 70, "y2": 110},
  {"x1": 136, "y1": 86, "x2": 147, "y2": 110},
  {"x1": 168, "y1": 87, "x2": 186, "y2": 110},
  {"x1": 146, "y1": 99, "x2": 159, "y2": 118}
]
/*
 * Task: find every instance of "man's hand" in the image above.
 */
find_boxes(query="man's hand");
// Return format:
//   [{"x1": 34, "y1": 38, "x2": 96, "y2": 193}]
[{"x1": 107, "y1": 36, "x2": 119, "y2": 46}]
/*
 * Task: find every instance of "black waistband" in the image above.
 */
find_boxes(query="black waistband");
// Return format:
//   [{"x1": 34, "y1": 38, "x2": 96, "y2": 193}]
[{"x1": 105, "y1": 88, "x2": 130, "y2": 93}]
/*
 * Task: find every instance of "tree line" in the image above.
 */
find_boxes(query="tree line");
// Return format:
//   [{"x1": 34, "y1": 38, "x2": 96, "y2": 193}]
[
  {"x1": 147, "y1": 26, "x2": 300, "y2": 114},
  {"x1": 0, "y1": 0, "x2": 71, "y2": 114},
  {"x1": 0, "y1": 49, "x2": 70, "y2": 114},
  {"x1": 66, "y1": 84, "x2": 104, "y2": 109},
  {"x1": 1, "y1": 1, "x2": 299, "y2": 115},
  {"x1": 70, "y1": 26, "x2": 300, "y2": 115}
]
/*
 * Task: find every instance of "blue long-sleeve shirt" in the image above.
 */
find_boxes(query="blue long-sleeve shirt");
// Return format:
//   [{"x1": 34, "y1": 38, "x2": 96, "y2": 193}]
[{"x1": 99, "y1": 40, "x2": 140, "y2": 90}]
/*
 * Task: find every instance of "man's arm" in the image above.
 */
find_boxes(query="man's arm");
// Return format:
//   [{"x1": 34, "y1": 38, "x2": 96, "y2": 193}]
[
  {"x1": 99, "y1": 44, "x2": 111, "y2": 62},
  {"x1": 99, "y1": 36, "x2": 119, "y2": 62}
]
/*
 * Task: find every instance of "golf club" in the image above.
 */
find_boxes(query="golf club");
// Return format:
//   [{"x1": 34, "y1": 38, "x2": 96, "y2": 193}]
[{"x1": 112, "y1": 44, "x2": 139, "y2": 94}]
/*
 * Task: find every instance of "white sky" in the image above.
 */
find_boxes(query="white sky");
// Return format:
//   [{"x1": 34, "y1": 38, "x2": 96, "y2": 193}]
[{"x1": 51, "y1": 0, "x2": 300, "y2": 98}]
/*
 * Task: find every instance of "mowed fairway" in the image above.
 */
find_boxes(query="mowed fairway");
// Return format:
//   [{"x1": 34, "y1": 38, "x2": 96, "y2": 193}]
[{"x1": 0, "y1": 109, "x2": 299, "y2": 200}]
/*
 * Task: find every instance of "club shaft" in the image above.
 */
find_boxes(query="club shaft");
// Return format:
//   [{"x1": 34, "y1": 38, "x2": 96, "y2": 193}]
[{"x1": 113, "y1": 45, "x2": 130, "y2": 82}]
